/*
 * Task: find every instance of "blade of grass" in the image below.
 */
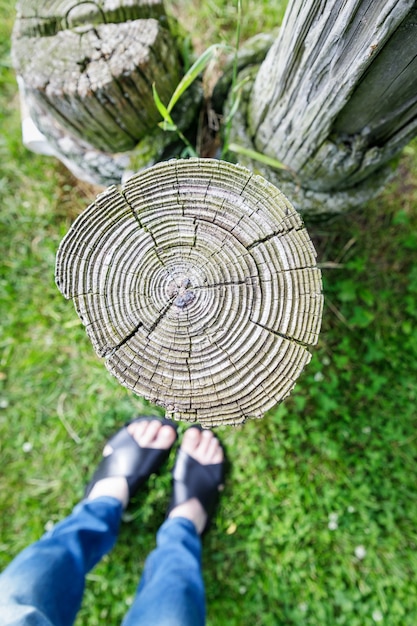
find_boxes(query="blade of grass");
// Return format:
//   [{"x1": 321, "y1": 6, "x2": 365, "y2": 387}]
[
  {"x1": 221, "y1": 0, "x2": 243, "y2": 156},
  {"x1": 228, "y1": 142, "x2": 290, "y2": 171},
  {"x1": 153, "y1": 82, "x2": 198, "y2": 156},
  {"x1": 152, "y1": 83, "x2": 175, "y2": 130},
  {"x1": 166, "y1": 43, "x2": 228, "y2": 113}
]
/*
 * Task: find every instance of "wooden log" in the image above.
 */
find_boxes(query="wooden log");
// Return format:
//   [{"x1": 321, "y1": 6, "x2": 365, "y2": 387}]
[
  {"x1": 16, "y1": 74, "x2": 130, "y2": 185},
  {"x1": 12, "y1": 9, "x2": 181, "y2": 152},
  {"x1": 11, "y1": 0, "x2": 199, "y2": 180},
  {"x1": 55, "y1": 158, "x2": 323, "y2": 426},
  {"x1": 13, "y1": 0, "x2": 166, "y2": 37},
  {"x1": 225, "y1": 0, "x2": 417, "y2": 215}
]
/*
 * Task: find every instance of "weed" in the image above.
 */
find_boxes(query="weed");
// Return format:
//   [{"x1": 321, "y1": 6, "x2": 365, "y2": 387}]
[{"x1": 153, "y1": 43, "x2": 229, "y2": 157}]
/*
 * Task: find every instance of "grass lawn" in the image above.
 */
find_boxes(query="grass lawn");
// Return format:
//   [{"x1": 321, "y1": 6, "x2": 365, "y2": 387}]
[{"x1": 1, "y1": 1, "x2": 417, "y2": 625}]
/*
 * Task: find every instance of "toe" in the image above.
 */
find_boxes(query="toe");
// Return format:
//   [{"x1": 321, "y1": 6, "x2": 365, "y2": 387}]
[
  {"x1": 154, "y1": 424, "x2": 177, "y2": 449},
  {"x1": 181, "y1": 426, "x2": 202, "y2": 455},
  {"x1": 207, "y1": 436, "x2": 224, "y2": 464},
  {"x1": 128, "y1": 418, "x2": 177, "y2": 449},
  {"x1": 102, "y1": 443, "x2": 113, "y2": 458},
  {"x1": 127, "y1": 419, "x2": 151, "y2": 442},
  {"x1": 197, "y1": 429, "x2": 215, "y2": 456},
  {"x1": 137, "y1": 419, "x2": 162, "y2": 447},
  {"x1": 181, "y1": 427, "x2": 224, "y2": 467}
]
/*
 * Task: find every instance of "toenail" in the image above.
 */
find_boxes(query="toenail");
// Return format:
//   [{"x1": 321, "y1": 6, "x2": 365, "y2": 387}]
[{"x1": 103, "y1": 444, "x2": 113, "y2": 457}]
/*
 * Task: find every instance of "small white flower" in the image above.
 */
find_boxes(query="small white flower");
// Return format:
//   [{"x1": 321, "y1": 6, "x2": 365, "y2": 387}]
[
  {"x1": 354, "y1": 545, "x2": 367, "y2": 560},
  {"x1": 22, "y1": 442, "x2": 33, "y2": 453},
  {"x1": 239, "y1": 586, "x2": 247, "y2": 595},
  {"x1": 322, "y1": 356, "x2": 331, "y2": 366},
  {"x1": 44, "y1": 520, "x2": 55, "y2": 532},
  {"x1": 44, "y1": 334, "x2": 54, "y2": 347},
  {"x1": 347, "y1": 506, "x2": 355, "y2": 513},
  {"x1": 328, "y1": 512, "x2": 339, "y2": 530},
  {"x1": 0, "y1": 398, "x2": 9, "y2": 409},
  {"x1": 314, "y1": 371, "x2": 324, "y2": 382},
  {"x1": 298, "y1": 602, "x2": 308, "y2": 613},
  {"x1": 362, "y1": 426, "x2": 372, "y2": 434},
  {"x1": 372, "y1": 609, "x2": 383, "y2": 622}
]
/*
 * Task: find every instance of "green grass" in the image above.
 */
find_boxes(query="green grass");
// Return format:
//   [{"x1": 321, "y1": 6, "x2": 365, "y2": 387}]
[
  {"x1": 1, "y1": 1, "x2": 417, "y2": 625},
  {"x1": 171, "y1": 0, "x2": 285, "y2": 52}
]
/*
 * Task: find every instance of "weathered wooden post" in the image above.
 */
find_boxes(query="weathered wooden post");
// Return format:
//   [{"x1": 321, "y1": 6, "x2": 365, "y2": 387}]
[
  {"x1": 11, "y1": 1, "x2": 199, "y2": 185},
  {"x1": 223, "y1": 0, "x2": 417, "y2": 215},
  {"x1": 55, "y1": 159, "x2": 323, "y2": 426}
]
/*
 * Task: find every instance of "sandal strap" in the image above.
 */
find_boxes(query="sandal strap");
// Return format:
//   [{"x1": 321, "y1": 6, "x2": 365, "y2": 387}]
[
  {"x1": 168, "y1": 449, "x2": 225, "y2": 524},
  {"x1": 85, "y1": 416, "x2": 177, "y2": 499}
]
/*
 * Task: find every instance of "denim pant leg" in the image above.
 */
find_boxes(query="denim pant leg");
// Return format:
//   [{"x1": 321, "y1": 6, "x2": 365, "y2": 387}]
[
  {"x1": 122, "y1": 517, "x2": 205, "y2": 626},
  {"x1": 0, "y1": 497, "x2": 123, "y2": 626}
]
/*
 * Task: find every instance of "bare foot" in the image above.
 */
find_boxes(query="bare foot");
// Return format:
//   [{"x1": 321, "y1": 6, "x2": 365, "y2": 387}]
[
  {"x1": 168, "y1": 428, "x2": 224, "y2": 534},
  {"x1": 87, "y1": 420, "x2": 177, "y2": 508}
]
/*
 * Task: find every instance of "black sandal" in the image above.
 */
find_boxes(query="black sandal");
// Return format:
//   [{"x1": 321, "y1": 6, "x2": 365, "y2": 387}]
[
  {"x1": 85, "y1": 416, "x2": 178, "y2": 501},
  {"x1": 167, "y1": 429, "x2": 225, "y2": 533}
]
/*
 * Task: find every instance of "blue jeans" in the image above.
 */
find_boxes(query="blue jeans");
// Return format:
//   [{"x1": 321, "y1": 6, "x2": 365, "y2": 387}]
[{"x1": 0, "y1": 497, "x2": 205, "y2": 626}]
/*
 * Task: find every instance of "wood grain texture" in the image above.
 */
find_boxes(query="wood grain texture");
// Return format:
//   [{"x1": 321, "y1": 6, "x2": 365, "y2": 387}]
[
  {"x1": 244, "y1": 0, "x2": 417, "y2": 205},
  {"x1": 14, "y1": 0, "x2": 165, "y2": 37},
  {"x1": 56, "y1": 159, "x2": 323, "y2": 426},
  {"x1": 12, "y1": 1, "x2": 181, "y2": 152}
]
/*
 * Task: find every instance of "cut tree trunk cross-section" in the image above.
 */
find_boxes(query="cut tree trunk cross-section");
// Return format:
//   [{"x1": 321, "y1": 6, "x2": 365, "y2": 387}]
[{"x1": 56, "y1": 159, "x2": 323, "y2": 426}]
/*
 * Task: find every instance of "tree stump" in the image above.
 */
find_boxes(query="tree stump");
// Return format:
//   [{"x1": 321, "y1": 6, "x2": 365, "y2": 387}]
[
  {"x1": 11, "y1": 1, "x2": 198, "y2": 185},
  {"x1": 224, "y1": 0, "x2": 417, "y2": 215},
  {"x1": 56, "y1": 159, "x2": 323, "y2": 426}
]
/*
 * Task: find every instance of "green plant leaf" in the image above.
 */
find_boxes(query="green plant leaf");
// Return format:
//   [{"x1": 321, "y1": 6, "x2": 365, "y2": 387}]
[
  {"x1": 228, "y1": 143, "x2": 289, "y2": 171},
  {"x1": 224, "y1": 90, "x2": 242, "y2": 125},
  {"x1": 152, "y1": 83, "x2": 175, "y2": 126},
  {"x1": 157, "y1": 121, "x2": 177, "y2": 132},
  {"x1": 166, "y1": 44, "x2": 227, "y2": 113}
]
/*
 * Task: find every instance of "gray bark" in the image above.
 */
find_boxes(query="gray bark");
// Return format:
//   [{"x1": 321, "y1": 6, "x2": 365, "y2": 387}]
[{"x1": 229, "y1": 0, "x2": 417, "y2": 215}]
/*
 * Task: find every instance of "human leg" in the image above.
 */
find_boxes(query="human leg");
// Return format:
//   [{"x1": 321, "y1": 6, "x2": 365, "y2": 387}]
[
  {"x1": 0, "y1": 497, "x2": 123, "y2": 626},
  {"x1": 122, "y1": 428, "x2": 225, "y2": 626},
  {"x1": 0, "y1": 418, "x2": 177, "y2": 626}
]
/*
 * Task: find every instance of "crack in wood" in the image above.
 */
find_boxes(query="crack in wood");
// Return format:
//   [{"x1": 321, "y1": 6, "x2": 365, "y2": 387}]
[
  {"x1": 192, "y1": 218, "x2": 198, "y2": 248},
  {"x1": 185, "y1": 338, "x2": 193, "y2": 391},
  {"x1": 103, "y1": 321, "x2": 144, "y2": 357},
  {"x1": 145, "y1": 298, "x2": 177, "y2": 334},
  {"x1": 119, "y1": 189, "x2": 143, "y2": 228},
  {"x1": 193, "y1": 279, "x2": 251, "y2": 290},
  {"x1": 94, "y1": 72, "x2": 143, "y2": 141},
  {"x1": 149, "y1": 38, "x2": 173, "y2": 78},
  {"x1": 251, "y1": 319, "x2": 311, "y2": 349},
  {"x1": 112, "y1": 74, "x2": 153, "y2": 133},
  {"x1": 105, "y1": 297, "x2": 175, "y2": 358},
  {"x1": 247, "y1": 225, "x2": 305, "y2": 249}
]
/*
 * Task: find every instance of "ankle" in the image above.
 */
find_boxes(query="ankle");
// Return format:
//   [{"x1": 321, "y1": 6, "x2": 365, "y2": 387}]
[
  {"x1": 168, "y1": 497, "x2": 208, "y2": 535},
  {"x1": 87, "y1": 477, "x2": 129, "y2": 508}
]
